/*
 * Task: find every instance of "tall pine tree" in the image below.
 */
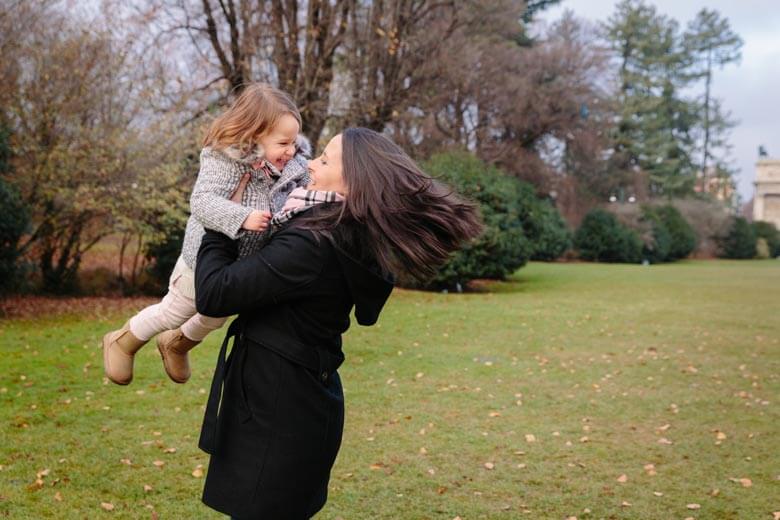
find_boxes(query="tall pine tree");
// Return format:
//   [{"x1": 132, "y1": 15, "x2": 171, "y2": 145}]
[
  {"x1": 683, "y1": 9, "x2": 743, "y2": 191},
  {"x1": 605, "y1": 0, "x2": 698, "y2": 197}
]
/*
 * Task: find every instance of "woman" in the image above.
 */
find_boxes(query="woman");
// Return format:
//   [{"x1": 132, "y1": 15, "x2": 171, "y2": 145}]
[{"x1": 195, "y1": 127, "x2": 482, "y2": 519}]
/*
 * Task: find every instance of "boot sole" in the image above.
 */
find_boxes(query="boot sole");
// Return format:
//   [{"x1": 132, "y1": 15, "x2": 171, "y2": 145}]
[
  {"x1": 156, "y1": 339, "x2": 189, "y2": 384},
  {"x1": 102, "y1": 332, "x2": 132, "y2": 386}
]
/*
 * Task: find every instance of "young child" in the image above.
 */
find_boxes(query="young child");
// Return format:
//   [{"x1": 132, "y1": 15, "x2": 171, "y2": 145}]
[{"x1": 102, "y1": 83, "x2": 309, "y2": 385}]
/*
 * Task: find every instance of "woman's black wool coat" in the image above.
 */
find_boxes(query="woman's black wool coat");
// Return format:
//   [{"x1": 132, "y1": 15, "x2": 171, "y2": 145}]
[{"x1": 194, "y1": 218, "x2": 393, "y2": 520}]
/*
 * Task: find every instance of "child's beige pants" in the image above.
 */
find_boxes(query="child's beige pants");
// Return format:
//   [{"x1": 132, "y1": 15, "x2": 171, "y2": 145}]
[{"x1": 128, "y1": 256, "x2": 227, "y2": 342}]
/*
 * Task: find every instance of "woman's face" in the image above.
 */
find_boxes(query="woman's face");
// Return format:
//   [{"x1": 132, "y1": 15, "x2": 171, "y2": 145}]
[{"x1": 308, "y1": 134, "x2": 347, "y2": 194}]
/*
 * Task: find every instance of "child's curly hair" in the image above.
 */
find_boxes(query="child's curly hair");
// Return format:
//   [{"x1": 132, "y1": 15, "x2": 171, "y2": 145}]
[{"x1": 203, "y1": 83, "x2": 301, "y2": 163}]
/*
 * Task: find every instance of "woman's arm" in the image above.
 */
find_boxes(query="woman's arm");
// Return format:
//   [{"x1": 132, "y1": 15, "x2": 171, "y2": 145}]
[{"x1": 195, "y1": 228, "x2": 325, "y2": 317}]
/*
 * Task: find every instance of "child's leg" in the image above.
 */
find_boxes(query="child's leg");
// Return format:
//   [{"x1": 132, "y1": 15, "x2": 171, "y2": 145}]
[
  {"x1": 180, "y1": 313, "x2": 229, "y2": 342},
  {"x1": 153, "y1": 263, "x2": 227, "y2": 383},
  {"x1": 156, "y1": 314, "x2": 226, "y2": 384},
  {"x1": 103, "y1": 258, "x2": 196, "y2": 385},
  {"x1": 129, "y1": 259, "x2": 197, "y2": 342}
]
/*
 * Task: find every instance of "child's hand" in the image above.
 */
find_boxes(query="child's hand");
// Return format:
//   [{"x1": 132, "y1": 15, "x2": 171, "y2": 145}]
[{"x1": 242, "y1": 210, "x2": 272, "y2": 232}]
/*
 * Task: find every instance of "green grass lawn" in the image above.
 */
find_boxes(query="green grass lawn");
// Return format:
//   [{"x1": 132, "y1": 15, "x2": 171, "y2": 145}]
[{"x1": 1, "y1": 260, "x2": 778, "y2": 519}]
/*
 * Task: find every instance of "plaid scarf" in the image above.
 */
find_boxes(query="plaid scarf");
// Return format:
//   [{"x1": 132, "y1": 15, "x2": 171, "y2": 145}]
[{"x1": 271, "y1": 187, "x2": 345, "y2": 227}]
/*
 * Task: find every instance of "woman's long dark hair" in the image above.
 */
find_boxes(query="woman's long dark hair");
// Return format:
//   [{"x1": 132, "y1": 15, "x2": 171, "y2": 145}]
[{"x1": 295, "y1": 127, "x2": 483, "y2": 280}]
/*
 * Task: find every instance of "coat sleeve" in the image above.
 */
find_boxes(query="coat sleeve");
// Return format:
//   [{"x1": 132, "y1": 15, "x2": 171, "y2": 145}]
[
  {"x1": 190, "y1": 151, "x2": 254, "y2": 240},
  {"x1": 195, "y1": 228, "x2": 325, "y2": 317}
]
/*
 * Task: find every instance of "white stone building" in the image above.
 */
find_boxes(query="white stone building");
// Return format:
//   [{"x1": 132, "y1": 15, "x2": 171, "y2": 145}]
[{"x1": 753, "y1": 159, "x2": 780, "y2": 228}]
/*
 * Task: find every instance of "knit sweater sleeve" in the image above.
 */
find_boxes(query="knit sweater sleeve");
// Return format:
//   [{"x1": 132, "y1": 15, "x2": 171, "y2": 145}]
[{"x1": 189, "y1": 148, "x2": 254, "y2": 240}]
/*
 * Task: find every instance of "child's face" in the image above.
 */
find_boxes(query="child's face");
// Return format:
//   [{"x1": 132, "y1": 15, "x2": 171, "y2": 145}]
[{"x1": 257, "y1": 113, "x2": 300, "y2": 170}]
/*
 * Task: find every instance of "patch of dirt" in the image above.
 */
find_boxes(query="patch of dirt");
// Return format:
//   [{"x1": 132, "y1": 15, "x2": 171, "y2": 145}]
[{"x1": 0, "y1": 296, "x2": 158, "y2": 320}]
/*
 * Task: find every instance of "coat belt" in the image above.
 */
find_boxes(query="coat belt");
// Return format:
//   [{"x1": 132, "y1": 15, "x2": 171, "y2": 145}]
[
  {"x1": 199, "y1": 317, "x2": 243, "y2": 454},
  {"x1": 198, "y1": 317, "x2": 344, "y2": 455}
]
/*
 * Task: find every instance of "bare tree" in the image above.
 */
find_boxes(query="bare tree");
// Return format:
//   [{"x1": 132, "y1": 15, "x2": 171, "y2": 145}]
[
  {"x1": 1, "y1": 1, "x2": 193, "y2": 292},
  {"x1": 141, "y1": 0, "x2": 353, "y2": 145}
]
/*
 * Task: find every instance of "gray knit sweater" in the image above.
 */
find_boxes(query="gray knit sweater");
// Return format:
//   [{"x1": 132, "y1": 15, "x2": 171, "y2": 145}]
[{"x1": 180, "y1": 144, "x2": 310, "y2": 269}]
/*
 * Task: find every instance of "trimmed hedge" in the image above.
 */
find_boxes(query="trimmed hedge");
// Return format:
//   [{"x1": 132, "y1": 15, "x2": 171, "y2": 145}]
[
  {"x1": 412, "y1": 151, "x2": 534, "y2": 289},
  {"x1": 654, "y1": 204, "x2": 697, "y2": 260},
  {"x1": 525, "y1": 201, "x2": 572, "y2": 261},
  {"x1": 404, "y1": 151, "x2": 569, "y2": 290},
  {"x1": 639, "y1": 206, "x2": 671, "y2": 264},
  {"x1": 718, "y1": 217, "x2": 757, "y2": 259},
  {"x1": 574, "y1": 209, "x2": 642, "y2": 263},
  {"x1": 752, "y1": 221, "x2": 780, "y2": 258}
]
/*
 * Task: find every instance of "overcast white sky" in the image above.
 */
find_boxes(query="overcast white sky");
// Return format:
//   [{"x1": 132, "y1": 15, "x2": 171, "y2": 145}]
[{"x1": 533, "y1": 0, "x2": 780, "y2": 203}]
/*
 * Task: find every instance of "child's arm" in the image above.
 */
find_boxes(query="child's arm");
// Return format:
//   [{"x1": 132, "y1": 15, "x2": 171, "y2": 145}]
[{"x1": 190, "y1": 149, "x2": 268, "y2": 238}]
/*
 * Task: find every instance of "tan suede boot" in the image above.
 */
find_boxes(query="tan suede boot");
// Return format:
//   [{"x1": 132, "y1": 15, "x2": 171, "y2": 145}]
[
  {"x1": 156, "y1": 328, "x2": 200, "y2": 384},
  {"x1": 102, "y1": 322, "x2": 148, "y2": 385}
]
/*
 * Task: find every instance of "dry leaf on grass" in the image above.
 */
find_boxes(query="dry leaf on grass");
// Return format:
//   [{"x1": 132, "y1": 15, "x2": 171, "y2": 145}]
[
  {"x1": 100, "y1": 502, "x2": 114, "y2": 511},
  {"x1": 687, "y1": 503, "x2": 701, "y2": 509},
  {"x1": 617, "y1": 474, "x2": 628, "y2": 483}
]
